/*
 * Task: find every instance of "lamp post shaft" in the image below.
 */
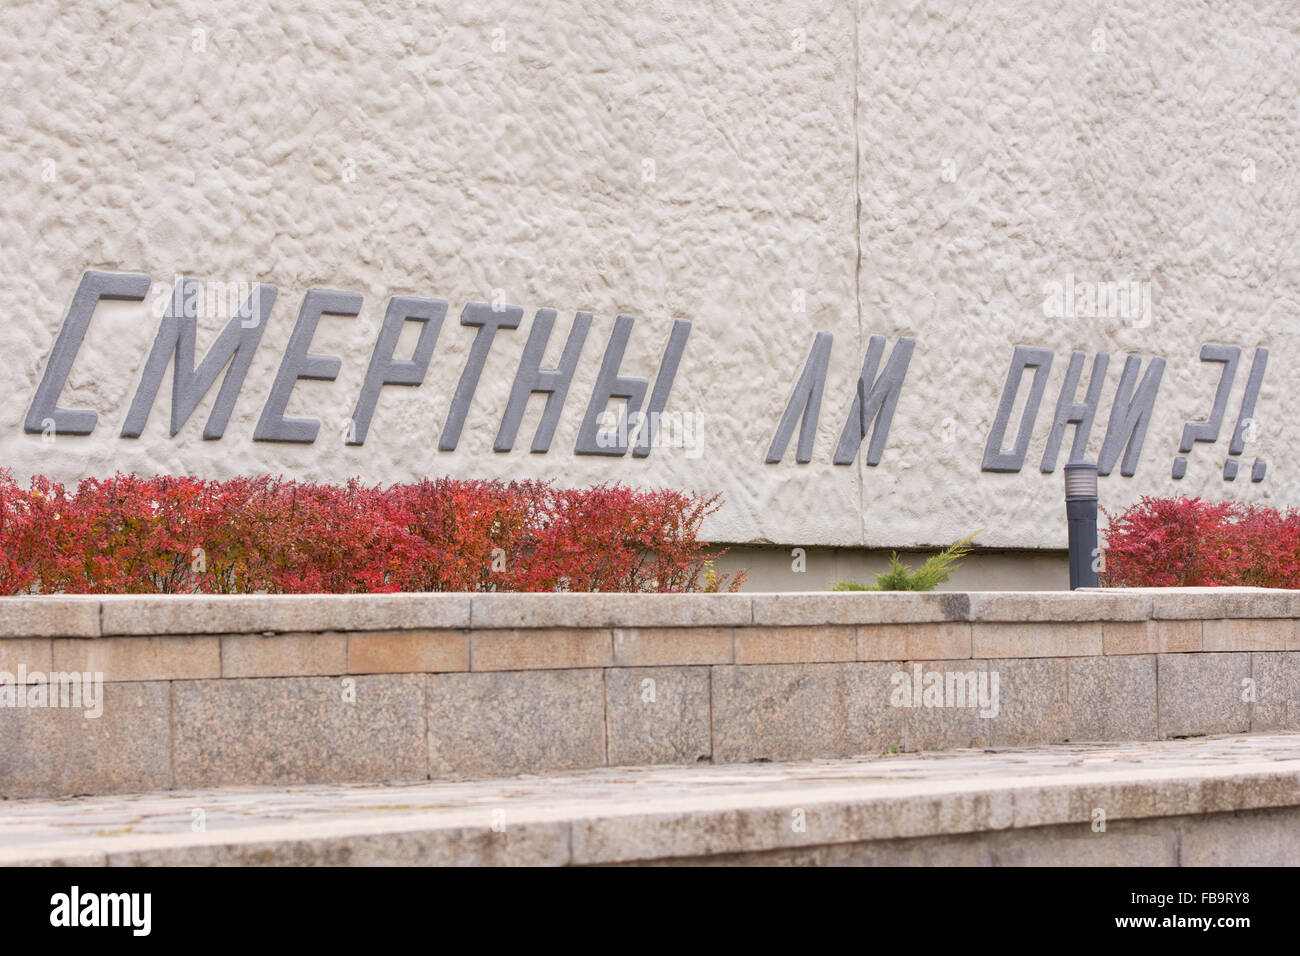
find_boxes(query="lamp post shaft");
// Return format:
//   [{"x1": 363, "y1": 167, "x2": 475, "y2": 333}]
[{"x1": 1064, "y1": 462, "x2": 1100, "y2": 591}]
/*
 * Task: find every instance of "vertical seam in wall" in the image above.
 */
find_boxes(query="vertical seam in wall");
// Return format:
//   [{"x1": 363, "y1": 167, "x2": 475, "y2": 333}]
[
  {"x1": 707, "y1": 663, "x2": 715, "y2": 763},
  {"x1": 603, "y1": 629, "x2": 613, "y2": 767},
  {"x1": 1154, "y1": 652, "x2": 1161, "y2": 740},
  {"x1": 853, "y1": 0, "x2": 866, "y2": 546},
  {"x1": 422, "y1": 671, "x2": 431, "y2": 781},
  {"x1": 1248, "y1": 650, "x2": 1257, "y2": 732},
  {"x1": 1064, "y1": 652, "x2": 1073, "y2": 741},
  {"x1": 167, "y1": 680, "x2": 176, "y2": 790}
]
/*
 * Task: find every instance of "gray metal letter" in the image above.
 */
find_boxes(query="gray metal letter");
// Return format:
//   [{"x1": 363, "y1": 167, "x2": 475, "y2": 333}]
[
  {"x1": 1040, "y1": 351, "x2": 1110, "y2": 473},
  {"x1": 121, "y1": 280, "x2": 277, "y2": 440},
  {"x1": 438, "y1": 302, "x2": 524, "y2": 451},
  {"x1": 833, "y1": 335, "x2": 915, "y2": 466},
  {"x1": 1179, "y1": 344, "x2": 1240, "y2": 452},
  {"x1": 25, "y1": 270, "x2": 151, "y2": 435},
  {"x1": 253, "y1": 289, "x2": 362, "y2": 443},
  {"x1": 348, "y1": 297, "x2": 447, "y2": 446},
  {"x1": 1098, "y1": 354, "x2": 1166, "y2": 476},
  {"x1": 1229, "y1": 347, "x2": 1268, "y2": 455},
  {"x1": 981, "y1": 346, "x2": 1055, "y2": 473},
  {"x1": 494, "y1": 309, "x2": 591, "y2": 453},
  {"x1": 765, "y1": 332, "x2": 832, "y2": 464},
  {"x1": 575, "y1": 315, "x2": 648, "y2": 457},
  {"x1": 633, "y1": 319, "x2": 692, "y2": 458}
]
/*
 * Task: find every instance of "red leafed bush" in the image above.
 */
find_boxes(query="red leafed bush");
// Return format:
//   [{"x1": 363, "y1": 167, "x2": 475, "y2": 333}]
[
  {"x1": 1100, "y1": 496, "x2": 1300, "y2": 588},
  {"x1": 0, "y1": 470, "x2": 744, "y2": 595},
  {"x1": 0, "y1": 471, "x2": 42, "y2": 595},
  {"x1": 528, "y1": 484, "x2": 729, "y2": 593}
]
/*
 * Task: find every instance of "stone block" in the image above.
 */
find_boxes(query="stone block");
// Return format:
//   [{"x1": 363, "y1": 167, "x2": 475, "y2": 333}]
[
  {"x1": 106, "y1": 822, "x2": 572, "y2": 867},
  {"x1": 1249, "y1": 652, "x2": 1300, "y2": 732},
  {"x1": 968, "y1": 591, "x2": 1150, "y2": 622},
  {"x1": 0, "y1": 638, "x2": 52, "y2": 676},
  {"x1": 469, "y1": 628, "x2": 612, "y2": 671},
  {"x1": 972, "y1": 622, "x2": 1102, "y2": 658},
  {"x1": 99, "y1": 593, "x2": 471, "y2": 636},
  {"x1": 819, "y1": 819, "x2": 1179, "y2": 867},
  {"x1": 604, "y1": 666, "x2": 711, "y2": 766},
  {"x1": 222, "y1": 632, "x2": 348, "y2": 677},
  {"x1": 710, "y1": 662, "x2": 904, "y2": 763},
  {"x1": 1157, "y1": 652, "x2": 1251, "y2": 738},
  {"x1": 612, "y1": 627, "x2": 733, "y2": 666},
  {"x1": 896, "y1": 659, "x2": 995, "y2": 750},
  {"x1": 751, "y1": 592, "x2": 962, "y2": 627},
  {"x1": 1145, "y1": 587, "x2": 1299, "y2": 621},
  {"x1": 470, "y1": 593, "x2": 751, "y2": 630},
  {"x1": 0, "y1": 681, "x2": 170, "y2": 798},
  {"x1": 734, "y1": 625, "x2": 856, "y2": 664},
  {"x1": 1179, "y1": 806, "x2": 1300, "y2": 866},
  {"x1": 1202, "y1": 618, "x2": 1289, "y2": 652},
  {"x1": 1067, "y1": 655, "x2": 1158, "y2": 741},
  {"x1": 348, "y1": 630, "x2": 469, "y2": 674},
  {"x1": 426, "y1": 669, "x2": 605, "y2": 776},
  {"x1": 0, "y1": 596, "x2": 100, "y2": 637},
  {"x1": 1103, "y1": 619, "x2": 1201, "y2": 655},
  {"x1": 52, "y1": 636, "x2": 220, "y2": 681},
  {"x1": 859, "y1": 622, "x2": 971, "y2": 660},
  {"x1": 985, "y1": 657, "x2": 1069, "y2": 746},
  {"x1": 172, "y1": 675, "x2": 426, "y2": 787}
]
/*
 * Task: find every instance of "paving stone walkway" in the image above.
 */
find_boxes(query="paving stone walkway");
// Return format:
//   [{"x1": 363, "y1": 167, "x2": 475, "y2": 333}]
[{"x1": 4, "y1": 733, "x2": 1300, "y2": 865}]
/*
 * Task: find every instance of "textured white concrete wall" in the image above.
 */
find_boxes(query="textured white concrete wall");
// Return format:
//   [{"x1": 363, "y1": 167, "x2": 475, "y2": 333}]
[{"x1": 2, "y1": 0, "x2": 1297, "y2": 550}]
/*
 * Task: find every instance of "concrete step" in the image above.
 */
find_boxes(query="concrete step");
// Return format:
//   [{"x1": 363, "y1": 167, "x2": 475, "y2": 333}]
[{"x1": 4, "y1": 733, "x2": 1300, "y2": 866}]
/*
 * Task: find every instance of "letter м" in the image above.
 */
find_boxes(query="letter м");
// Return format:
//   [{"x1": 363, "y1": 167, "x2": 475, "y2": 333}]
[{"x1": 120, "y1": 278, "x2": 277, "y2": 439}]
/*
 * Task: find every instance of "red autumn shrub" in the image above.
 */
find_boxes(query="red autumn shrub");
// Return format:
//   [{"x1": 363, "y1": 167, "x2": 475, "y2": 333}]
[
  {"x1": 0, "y1": 470, "x2": 744, "y2": 595},
  {"x1": 0, "y1": 471, "x2": 41, "y2": 595},
  {"x1": 1100, "y1": 495, "x2": 1300, "y2": 588},
  {"x1": 1227, "y1": 505, "x2": 1300, "y2": 589},
  {"x1": 530, "y1": 485, "x2": 725, "y2": 592},
  {"x1": 387, "y1": 478, "x2": 549, "y2": 592}
]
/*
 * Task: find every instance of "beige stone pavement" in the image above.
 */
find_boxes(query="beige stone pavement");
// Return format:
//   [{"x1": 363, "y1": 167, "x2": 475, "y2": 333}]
[{"x1": 3, "y1": 733, "x2": 1300, "y2": 865}]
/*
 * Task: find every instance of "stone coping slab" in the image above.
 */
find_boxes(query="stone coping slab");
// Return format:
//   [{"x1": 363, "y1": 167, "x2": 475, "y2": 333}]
[
  {"x1": 3, "y1": 733, "x2": 1299, "y2": 866},
  {"x1": 0, "y1": 596, "x2": 100, "y2": 638},
  {"x1": 2, "y1": 588, "x2": 1300, "y2": 639}
]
